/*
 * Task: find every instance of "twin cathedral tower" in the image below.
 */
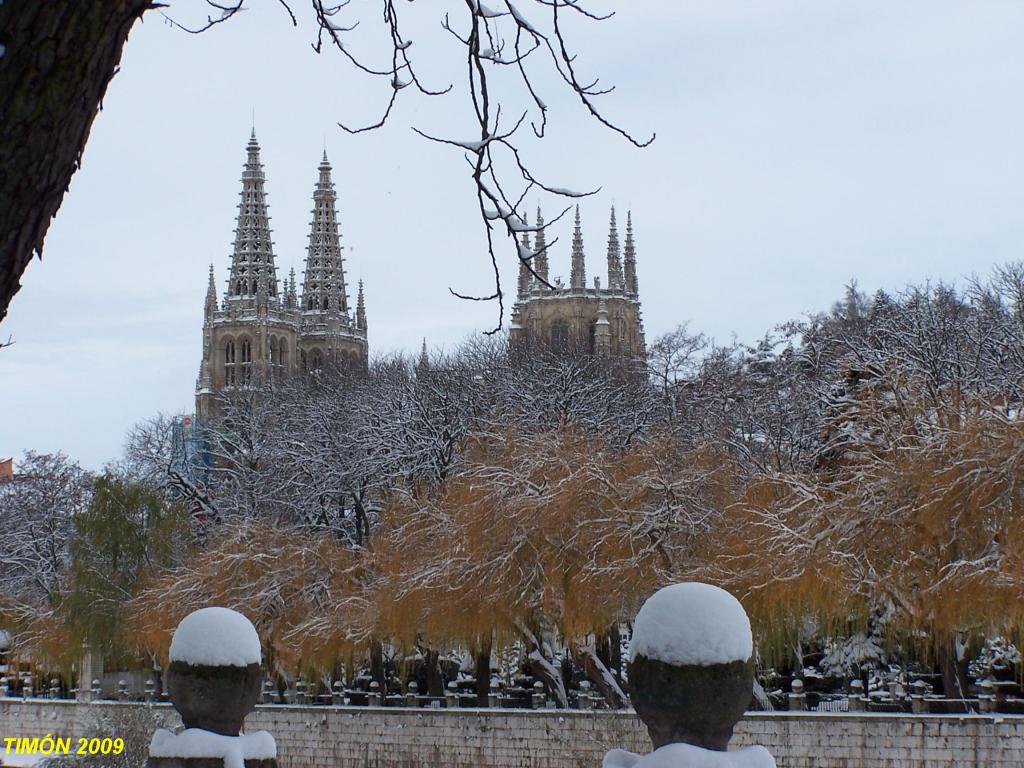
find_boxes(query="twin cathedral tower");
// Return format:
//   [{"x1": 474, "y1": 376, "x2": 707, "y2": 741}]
[{"x1": 196, "y1": 132, "x2": 646, "y2": 416}]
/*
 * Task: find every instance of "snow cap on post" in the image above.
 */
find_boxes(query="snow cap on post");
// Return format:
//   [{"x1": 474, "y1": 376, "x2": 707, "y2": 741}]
[
  {"x1": 169, "y1": 607, "x2": 261, "y2": 667},
  {"x1": 630, "y1": 583, "x2": 752, "y2": 667}
]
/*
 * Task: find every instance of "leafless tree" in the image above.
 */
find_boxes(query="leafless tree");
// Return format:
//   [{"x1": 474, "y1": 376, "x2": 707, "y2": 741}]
[
  {"x1": 1, "y1": 1, "x2": 652, "y2": 331},
  {"x1": 0, "y1": 452, "x2": 93, "y2": 633}
]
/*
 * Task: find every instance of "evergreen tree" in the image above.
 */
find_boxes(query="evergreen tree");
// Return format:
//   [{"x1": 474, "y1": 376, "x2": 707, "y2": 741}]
[{"x1": 64, "y1": 476, "x2": 190, "y2": 656}]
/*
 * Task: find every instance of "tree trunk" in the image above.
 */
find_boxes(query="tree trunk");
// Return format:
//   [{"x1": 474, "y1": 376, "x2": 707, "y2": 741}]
[
  {"x1": 574, "y1": 641, "x2": 628, "y2": 708},
  {"x1": 0, "y1": 0, "x2": 153, "y2": 323},
  {"x1": 596, "y1": 625, "x2": 623, "y2": 685},
  {"x1": 514, "y1": 619, "x2": 568, "y2": 707},
  {"x1": 425, "y1": 648, "x2": 444, "y2": 697},
  {"x1": 369, "y1": 638, "x2": 386, "y2": 692},
  {"x1": 935, "y1": 631, "x2": 977, "y2": 701},
  {"x1": 475, "y1": 633, "x2": 492, "y2": 706}
]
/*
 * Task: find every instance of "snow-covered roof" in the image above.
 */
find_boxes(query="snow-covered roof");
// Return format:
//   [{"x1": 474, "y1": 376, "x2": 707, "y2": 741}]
[
  {"x1": 169, "y1": 607, "x2": 261, "y2": 667},
  {"x1": 629, "y1": 582, "x2": 753, "y2": 667}
]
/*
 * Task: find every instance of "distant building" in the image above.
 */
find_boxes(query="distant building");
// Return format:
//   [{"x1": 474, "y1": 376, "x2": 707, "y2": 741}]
[
  {"x1": 509, "y1": 206, "x2": 645, "y2": 358},
  {"x1": 0, "y1": 457, "x2": 12, "y2": 483},
  {"x1": 196, "y1": 131, "x2": 368, "y2": 419},
  {"x1": 170, "y1": 415, "x2": 211, "y2": 502}
]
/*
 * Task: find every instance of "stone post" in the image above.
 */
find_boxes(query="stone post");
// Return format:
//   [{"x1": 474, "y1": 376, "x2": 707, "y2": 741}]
[
  {"x1": 978, "y1": 680, "x2": 994, "y2": 713},
  {"x1": 848, "y1": 679, "x2": 865, "y2": 712},
  {"x1": 295, "y1": 677, "x2": 307, "y2": 706},
  {"x1": 910, "y1": 680, "x2": 929, "y2": 714},
  {"x1": 117, "y1": 679, "x2": 129, "y2": 702},
  {"x1": 91, "y1": 679, "x2": 102, "y2": 700},
  {"x1": 22, "y1": 674, "x2": 32, "y2": 700},
  {"x1": 606, "y1": 582, "x2": 775, "y2": 768},
  {"x1": 49, "y1": 678, "x2": 60, "y2": 700},
  {"x1": 788, "y1": 679, "x2": 807, "y2": 711},
  {"x1": 445, "y1": 681, "x2": 458, "y2": 709},
  {"x1": 405, "y1": 680, "x2": 419, "y2": 708},
  {"x1": 146, "y1": 679, "x2": 157, "y2": 703},
  {"x1": 578, "y1": 681, "x2": 594, "y2": 710},
  {"x1": 368, "y1": 680, "x2": 382, "y2": 707},
  {"x1": 0, "y1": 677, "x2": 8, "y2": 698},
  {"x1": 531, "y1": 681, "x2": 545, "y2": 710},
  {"x1": 332, "y1": 680, "x2": 345, "y2": 706},
  {"x1": 146, "y1": 607, "x2": 278, "y2": 768},
  {"x1": 487, "y1": 679, "x2": 500, "y2": 708},
  {"x1": 77, "y1": 644, "x2": 104, "y2": 702}
]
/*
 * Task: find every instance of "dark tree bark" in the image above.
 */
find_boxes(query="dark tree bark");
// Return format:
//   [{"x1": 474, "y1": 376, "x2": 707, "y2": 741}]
[
  {"x1": 424, "y1": 648, "x2": 443, "y2": 697},
  {"x1": 596, "y1": 624, "x2": 623, "y2": 684},
  {"x1": 474, "y1": 633, "x2": 492, "y2": 706},
  {"x1": 0, "y1": 0, "x2": 151, "y2": 323},
  {"x1": 368, "y1": 637, "x2": 386, "y2": 692}
]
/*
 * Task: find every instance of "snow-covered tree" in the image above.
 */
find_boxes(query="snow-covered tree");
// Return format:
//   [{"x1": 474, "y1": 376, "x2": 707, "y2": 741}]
[{"x1": 0, "y1": 452, "x2": 92, "y2": 656}]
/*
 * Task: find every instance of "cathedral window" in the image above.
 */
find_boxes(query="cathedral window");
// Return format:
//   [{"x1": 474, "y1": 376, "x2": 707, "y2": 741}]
[
  {"x1": 224, "y1": 340, "x2": 236, "y2": 385},
  {"x1": 551, "y1": 320, "x2": 570, "y2": 351},
  {"x1": 235, "y1": 281, "x2": 243, "y2": 296},
  {"x1": 240, "y1": 338, "x2": 252, "y2": 383}
]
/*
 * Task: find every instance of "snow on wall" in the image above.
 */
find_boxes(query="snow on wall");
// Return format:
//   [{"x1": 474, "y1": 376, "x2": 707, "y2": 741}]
[
  {"x1": 630, "y1": 583, "x2": 753, "y2": 666},
  {"x1": 169, "y1": 607, "x2": 261, "y2": 667}
]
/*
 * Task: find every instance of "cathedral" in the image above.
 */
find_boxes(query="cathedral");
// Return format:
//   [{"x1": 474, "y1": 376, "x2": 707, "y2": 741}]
[
  {"x1": 195, "y1": 131, "x2": 368, "y2": 419},
  {"x1": 509, "y1": 206, "x2": 645, "y2": 357},
  {"x1": 196, "y1": 132, "x2": 646, "y2": 417}
]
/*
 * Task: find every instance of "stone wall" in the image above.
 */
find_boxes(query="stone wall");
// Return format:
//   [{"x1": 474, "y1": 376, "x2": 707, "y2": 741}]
[{"x1": 2, "y1": 700, "x2": 1023, "y2": 767}]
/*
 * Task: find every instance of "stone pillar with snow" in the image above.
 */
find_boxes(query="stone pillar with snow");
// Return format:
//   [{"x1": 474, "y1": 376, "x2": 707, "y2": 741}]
[
  {"x1": 147, "y1": 607, "x2": 278, "y2": 768},
  {"x1": 604, "y1": 583, "x2": 775, "y2": 768}
]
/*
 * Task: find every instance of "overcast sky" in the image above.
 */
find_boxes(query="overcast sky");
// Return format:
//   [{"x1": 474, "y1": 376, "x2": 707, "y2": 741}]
[{"x1": 3, "y1": 0, "x2": 1024, "y2": 470}]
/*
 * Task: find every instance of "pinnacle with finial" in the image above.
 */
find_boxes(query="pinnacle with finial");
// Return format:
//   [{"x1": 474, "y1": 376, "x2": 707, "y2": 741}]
[
  {"x1": 624, "y1": 209, "x2": 638, "y2": 297},
  {"x1": 533, "y1": 206, "x2": 549, "y2": 286},
  {"x1": 517, "y1": 228, "x2": 532, "y2": 297},
  {"x1": 356, "y1": 278, "x2": 367, "y2": 330},
  {"x1": 606, "y1": 206, "x2": 623, "y2": 292},
  {"x1": 571, "y1": 204, "x2": 586, "y2": 291}
]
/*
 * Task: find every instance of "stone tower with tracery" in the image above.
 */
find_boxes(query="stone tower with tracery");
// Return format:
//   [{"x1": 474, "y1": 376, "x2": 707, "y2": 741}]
[
  {"x1": 196, "y1": 131, "x2": 368, "y2": 419},
  {"x1": 509, "y1": 205, "x2": 645, "y2": 358}
]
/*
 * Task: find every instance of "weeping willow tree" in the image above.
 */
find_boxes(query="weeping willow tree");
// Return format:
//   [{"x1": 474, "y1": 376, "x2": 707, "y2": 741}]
[
  {"x1": 716, "y1": 377, "x2": 1024, "y2": 692},
  {"x1": 372, "y1": 426, "x2": 737, "y2": 706},
  {"x1": 129, "y1": 519, "x2": 376, "y2": 679}
]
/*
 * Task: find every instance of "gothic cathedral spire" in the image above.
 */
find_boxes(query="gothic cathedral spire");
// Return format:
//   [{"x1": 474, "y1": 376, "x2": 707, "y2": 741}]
[
  {"x1": 606, "y1": 206, "x2": 624, "y2": 292},
  {"x1": 205, "y1": 264, "x2": 218, "y2": 316},
  {"x1": 227, "y1": 130, "x2": 279, "y2": 303},
  {"x1": 570, "y1": 205, "x2": 586, "y2": 291},
  {"x1": 517, "y1": 230, "x2": 532, "y2": 298},
  {"x1": 300, "y1": 151, "x2": 349, "y2": 316},
  {"x1": 533, "y1": 207, "x2": 549, "y2": 286},
  {"x1": 356, "y1": 279, "x2": 367, "y2": 331},
  {"x1": 624, "y1": 210, "x2": 638, "y2": 297}
]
